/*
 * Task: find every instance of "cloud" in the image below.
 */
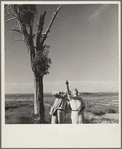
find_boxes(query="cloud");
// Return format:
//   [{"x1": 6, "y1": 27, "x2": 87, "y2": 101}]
[{"x1": 88, "y1": 4, "x2": 110, "y2": 21}]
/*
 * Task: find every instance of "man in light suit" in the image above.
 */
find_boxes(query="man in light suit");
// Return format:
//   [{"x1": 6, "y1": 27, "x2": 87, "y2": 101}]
[
  {"x1": 49, "y1": 91, "x2": 68, "y2": 124},
  {"x1": 66, "y1": 80, "x2": 85, "y2": 124}
]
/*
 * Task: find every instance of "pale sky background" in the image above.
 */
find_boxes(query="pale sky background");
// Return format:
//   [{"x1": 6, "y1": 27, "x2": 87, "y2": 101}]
[{"x1": 5, "y1": 4, "x2": 119, "y2": 93}]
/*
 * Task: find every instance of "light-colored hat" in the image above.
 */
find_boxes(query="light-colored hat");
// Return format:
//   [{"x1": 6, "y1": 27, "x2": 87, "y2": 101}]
[
  {"x1": 52, "y1": 91, "x2": 59, "y2": 96},
  {"x1": 59, "y1": 91, "x2": 67, "y2": 98}
]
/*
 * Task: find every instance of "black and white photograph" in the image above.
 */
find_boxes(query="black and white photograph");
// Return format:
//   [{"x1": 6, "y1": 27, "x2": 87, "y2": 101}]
[{"x1": 1, "y1": 1, "x2": 121, "y2": 148}]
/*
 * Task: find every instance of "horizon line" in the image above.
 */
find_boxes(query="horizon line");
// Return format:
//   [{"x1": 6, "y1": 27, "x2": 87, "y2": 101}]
[{"x1": 5, "y1": 91, "x2": 119, "y2": 94}]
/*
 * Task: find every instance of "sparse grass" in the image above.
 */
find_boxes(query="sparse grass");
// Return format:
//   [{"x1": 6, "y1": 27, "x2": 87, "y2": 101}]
[
  {"x1": 105, "y1": 108, "x2": 116, "y2": 113},
  {"x1": 5, "y1": 101, "x2": 34, "y2": 124},
  {"x1": 85, "y1": 103, "x2": 118, "y2": 116},
  {"x1": 5, "y1": 94, "x2": 119, "y2": 124},
  {"x1": 93, "y1": 111, "x2": 105, "y2": 116}
]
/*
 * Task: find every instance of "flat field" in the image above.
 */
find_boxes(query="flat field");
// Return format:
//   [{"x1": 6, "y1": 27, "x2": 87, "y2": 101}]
[{"x1": 5, "y1": 93, "x2": 119, "y2": 124}]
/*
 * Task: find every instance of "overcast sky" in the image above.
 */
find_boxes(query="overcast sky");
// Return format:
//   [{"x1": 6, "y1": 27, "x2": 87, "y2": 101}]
[{"x1": 4, "y1": 3, "x2": 119, "y2": 93}]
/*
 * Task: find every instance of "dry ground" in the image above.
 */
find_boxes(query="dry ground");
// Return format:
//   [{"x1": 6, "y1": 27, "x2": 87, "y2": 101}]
[{"x1": 5, "y1": 94, "x2": 119, "y2": 124}]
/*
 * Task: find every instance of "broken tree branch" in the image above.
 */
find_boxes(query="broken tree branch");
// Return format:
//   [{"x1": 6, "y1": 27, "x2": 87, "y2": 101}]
[
  {"x1": 9, "y1": 28, "x2": 22, "y2": 34},
  {"x1": 36, "y1": 11, "x2": 46, "y2": 49},
  {"x1": 5, "y1": 13, "x2": 14, "y2": 17},
  {"x1": 6, "y1": 39, "x2": 25, "y2": 49},
  {"x1": 42, "y1": 5, "x2": 62, "y2": 45},
  {"x1": 6, "y1": 17, "x2": 17, "y2": 23}
]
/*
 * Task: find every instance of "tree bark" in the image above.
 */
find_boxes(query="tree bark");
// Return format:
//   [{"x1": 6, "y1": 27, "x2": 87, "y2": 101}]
[{"x1": 34, "y1": 73, "x2": 44, "y2": 123}]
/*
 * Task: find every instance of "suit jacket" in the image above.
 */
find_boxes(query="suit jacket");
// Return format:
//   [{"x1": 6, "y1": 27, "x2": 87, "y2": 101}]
[{"x1": 49, "y1": 98, "x2": 63, "y2": 115}]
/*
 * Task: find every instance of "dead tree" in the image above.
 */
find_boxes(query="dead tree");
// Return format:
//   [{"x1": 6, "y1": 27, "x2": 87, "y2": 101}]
[{"x1": 5, "y1": 5, "x2": 62, "y2": 123}]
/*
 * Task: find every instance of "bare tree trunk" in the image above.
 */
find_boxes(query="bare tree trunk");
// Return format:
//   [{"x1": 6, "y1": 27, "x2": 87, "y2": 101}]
[
  {"x1": 34, "y1": 80, "x2": 38, "y2": 115},
  {"x1": 34, "y1": 73, "x2": 44, "y2": 123}
]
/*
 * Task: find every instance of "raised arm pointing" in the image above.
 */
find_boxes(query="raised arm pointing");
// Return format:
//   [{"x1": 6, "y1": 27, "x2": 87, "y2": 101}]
[{"x1": 65, "y1": 80, "x2": 71, "y2": 95}]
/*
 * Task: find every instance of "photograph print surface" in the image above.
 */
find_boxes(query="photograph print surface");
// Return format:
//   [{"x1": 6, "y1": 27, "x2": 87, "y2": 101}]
[{"x1": 2, "y1": 1, "x2": 121, "y2": 148}]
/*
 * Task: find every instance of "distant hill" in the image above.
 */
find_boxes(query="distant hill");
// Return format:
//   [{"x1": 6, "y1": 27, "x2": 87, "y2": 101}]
[
  {"x1": 79, "y1": 92, "x2": 119, "y2": 97},
  {"x1": 5, "y1": 92, "x2": 119, "y2": 99},
  {"x1": 44, "y1": 92, "x2": 119, "y2": 97}
]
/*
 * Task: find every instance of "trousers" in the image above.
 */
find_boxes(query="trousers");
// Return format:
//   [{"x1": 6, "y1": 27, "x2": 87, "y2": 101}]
[
  {"x1": 51, "y1": 110, "x2": 65, "y2": 124},
  {"x1": 71, "y1": 111, "x2": 85, "y2": 124},
  {"x1": 57, "y1": 110, "x2": 65, "y2": 124},
  {"x1": 51, "y1": 115, "x2": 57, "y2": 124}
]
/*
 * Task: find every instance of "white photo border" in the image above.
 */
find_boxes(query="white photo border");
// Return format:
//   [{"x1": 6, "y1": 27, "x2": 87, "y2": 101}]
[{"x1": 1, "y1": 1, "x2": 121, "y2": 148}]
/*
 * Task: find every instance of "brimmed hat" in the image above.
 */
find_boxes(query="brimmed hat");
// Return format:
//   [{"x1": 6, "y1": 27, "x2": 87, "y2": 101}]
[
  {"x1": 60, "y1": 91, "x2": 67, "y2": 95},
  {"x1": 52, "y1": 91, "x2": 60, "y2": 96},
  {"x1": 59, "y1": 92, "x2": 67, "y2": 98}
]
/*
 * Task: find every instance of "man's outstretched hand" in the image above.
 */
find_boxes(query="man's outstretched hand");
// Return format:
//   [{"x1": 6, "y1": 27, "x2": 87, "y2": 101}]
[{"x1": 66, "y1": 80, "x2": 69, "y2": 86}]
